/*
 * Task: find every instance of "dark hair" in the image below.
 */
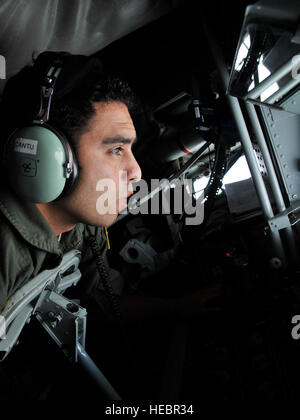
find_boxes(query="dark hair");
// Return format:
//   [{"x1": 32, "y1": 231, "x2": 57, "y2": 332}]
[
  {"x1": 50, "y1": 76, "x2": 137, "y2": 144},
  {"x1": 0, "y1": 52, "x2": 137, "y2": 147}
]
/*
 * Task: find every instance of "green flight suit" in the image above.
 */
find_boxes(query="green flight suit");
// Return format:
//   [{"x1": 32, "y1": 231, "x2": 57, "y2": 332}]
[{"x1": 0, "y1": 184, "x2": 109, "y2": 312}]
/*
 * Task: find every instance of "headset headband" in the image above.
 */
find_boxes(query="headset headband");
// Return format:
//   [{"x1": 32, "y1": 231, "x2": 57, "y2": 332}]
[
  {"x1": 2, "y1": 52, "x2": 80, "y2": 203},
  {"x1": 36, "y1": 64, "x2": 62, "y2": 123},
  {"x1": 34, "y1": 59, "x2": 73, "y2": 179}
]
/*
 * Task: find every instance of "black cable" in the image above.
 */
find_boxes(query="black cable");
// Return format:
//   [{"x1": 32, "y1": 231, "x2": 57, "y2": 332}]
[
  {"x1": 231, "y1": 26, "x2": 268, "y2": 97},
  {"x1": 201, "y1": 143, "x2": 227, "y2": 231},
  {"x1": 87, "y1": 234, "x2": 138, "y2": 397},
  {"x1": 205, "y1": 145, "x2": 225, "y2": 196},
  {"x1": 87, "y1": 235, "x2": 121, "y2": 321}
]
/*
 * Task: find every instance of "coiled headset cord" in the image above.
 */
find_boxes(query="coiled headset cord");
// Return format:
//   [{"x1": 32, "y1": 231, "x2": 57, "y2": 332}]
[
  {"x1": 87, "y1": 235, "x2": 121, "y2": 321},
  {"x1": 87, "y1": 235, "x2": 136, "y2": 392}
]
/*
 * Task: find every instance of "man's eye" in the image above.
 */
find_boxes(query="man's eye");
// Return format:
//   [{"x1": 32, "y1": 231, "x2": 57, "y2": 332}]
[{"x1": 111, "y1": 147, "x2": 123, "y2": 156}]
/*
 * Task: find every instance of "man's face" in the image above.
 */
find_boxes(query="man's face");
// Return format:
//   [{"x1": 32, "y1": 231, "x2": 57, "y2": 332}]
[{"x1": 59, "y1": 101, "x2": 141, "y2": 226}]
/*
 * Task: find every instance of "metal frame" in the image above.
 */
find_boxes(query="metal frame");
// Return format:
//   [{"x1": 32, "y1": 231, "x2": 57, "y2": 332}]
[
  {"x1": 202, "y1": 19, "x2": 299, "y2": 266},
  {"x1": 246, "y1": 103, "x2": 299, "y2": 261},
  {"x1": 244, "y1": 54, "x2": 300, "y2": 102},
  {"x1": 0, "y1": 250, "x2": 122, "y2": 400},
  {"x1": 0, "y1": 250, "x2": 82, "y2": 360},
  {"x1": 266, "y1": 78, "x2": 300, "y2": 105}
]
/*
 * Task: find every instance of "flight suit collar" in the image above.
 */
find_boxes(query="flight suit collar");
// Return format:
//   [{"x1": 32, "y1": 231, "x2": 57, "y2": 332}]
[{"x1": 0, "y1": 185, "x2": 83, "y2": 255}]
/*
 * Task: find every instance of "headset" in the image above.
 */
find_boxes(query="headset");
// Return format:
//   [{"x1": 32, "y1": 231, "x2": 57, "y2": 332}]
[{"x1": 2, "y1": 53, "x2": 79, "y2": 203}]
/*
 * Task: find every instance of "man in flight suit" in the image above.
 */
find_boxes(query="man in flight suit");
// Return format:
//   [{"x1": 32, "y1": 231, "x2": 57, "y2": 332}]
[{"x1": 0, "y1": 52, "x2": 141, "y2": 313}]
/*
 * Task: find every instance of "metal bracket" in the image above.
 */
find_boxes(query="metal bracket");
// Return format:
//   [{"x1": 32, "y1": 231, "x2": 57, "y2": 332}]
[
  {"x1": 0, "y1": 250, "x2": 82, "y2": 361},
  {"x1": 0, "y1": 249, "x2": 122, "y2": 399},
  {"x1": 268, "y1": 203, "x2": 300, "y2": 232},
  {"x1": 34, "y1": 289, "x2": 87, "y2": 363},
  {"x1": 119, "y1": 239, "x2": 157, "y2": 266}
]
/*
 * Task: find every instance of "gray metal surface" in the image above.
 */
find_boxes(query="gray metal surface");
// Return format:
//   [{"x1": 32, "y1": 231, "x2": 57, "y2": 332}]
[
  {"x1": 247, "y1": 103, "x2": 299, "y2": 262},
  {"x1": 246, "y1": 103, "x2": 286, "y2": 212},
  {"x1": 260, "y1": 107, "x2": 300, "y2": 202},
  {"x1": 268, "y1": 202, "x2": 300, "y2": 232},
  {"x1": 266, "y1": 78, "x2": 300, "y2": 104},
  {"x1": 0, "y1": 250, "x2": 82, "y2": 361},
  {"x1": 281, "y1": 90, "x2": 300, "y2": 114},
  {"x1": 246, "y1": 54, "x2": 300, "y2": 101},
  {"x1": 77, "y1": 343, "x2": 122, "y2": 400},
  {"x1": 35, "y1": 290, "x2": 87, "y2": 363}
]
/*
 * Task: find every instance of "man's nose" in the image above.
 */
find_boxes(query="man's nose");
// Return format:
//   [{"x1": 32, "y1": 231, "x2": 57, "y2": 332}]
[{"x1": 128, "y1": 154, "x2": 142, "y2": 183}]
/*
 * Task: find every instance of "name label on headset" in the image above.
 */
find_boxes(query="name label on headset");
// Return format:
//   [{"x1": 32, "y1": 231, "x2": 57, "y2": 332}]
[{"x1": 14, "y1": 138, "x2": 38, "y2": 155}]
